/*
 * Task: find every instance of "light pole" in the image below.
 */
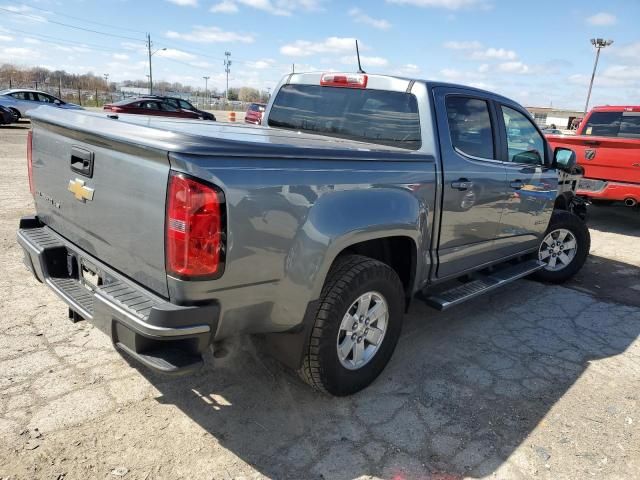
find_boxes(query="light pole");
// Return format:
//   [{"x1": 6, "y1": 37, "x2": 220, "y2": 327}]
[
  {"x1": 203, "y1": 76, "x2": 210, "y2": 109},
  {"x1": 103, "y1": 73, "x2": 111, "y2": 102},
  {"x1": 584, "y1": 38, "x2": 613, "y2": 114},
  {"x1": 224, "y1": 51, "x2": 231, "y2": 102},
  {"x1": 146, "y1": 33, "x2": 166, "y2": 95}
]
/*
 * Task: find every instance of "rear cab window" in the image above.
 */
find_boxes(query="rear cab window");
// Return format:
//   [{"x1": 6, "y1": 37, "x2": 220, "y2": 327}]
[
  {"x1": 268, "y1": 84, "x2": 421, "y2": 150},
  {"x1": 583, "y1": 110, "x2": 640, "y2": 139},
  {"x1": 445, "y1": 96, "x2": 495, "y2": 159}
]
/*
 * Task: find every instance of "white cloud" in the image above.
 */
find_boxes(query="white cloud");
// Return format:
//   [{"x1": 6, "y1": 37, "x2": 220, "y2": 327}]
[
  {"x1": 348, "y1": 8, "x2": 391, "y2": 30},
  {"x1": 470, "y1": 47, "x2": 517, "y2": 60},
  {"x1": 245, "y1": 58, "x2": 276, "y2": 69},
  {"x1": 210, "y1": 1, "x2": 239, "y2": 13},
  {"x1": 613, "y1": 41, "x2": 640, "y2": 60},
  {"x1": 477, "y1": 63, "x2": 489, "y2": 72},
  {"x1": 340, "y1": 55, "x2": 389, "y2": 67},
  {"x1": 0, "y1": 4, "x2": 47, "y2": 23},
  {"x1": 586, "y1": 12, "x2": 616, "y2": 26},
  {"x1": 166, "y1": 26, "x2": 254, "y2": 43},
  {"x1": 386, "y1": 0, "x2": 488, "y2": 10},
  {"x1": 229, "y1": 0, "x2": 323, "y2": 16},
  {"x1": 23, "y1": 37, "x2": 40, "y2": 44},
  {"x1": 0, "y1": 47, "x2": 41, "y2": 64},
  {"x1": 280, "y1": 36, "x2": 357, "y2": 56},
  {"x1": 444, "y1": 40, "x2": 483, "y2": 50},
  {"x1": 399, "y1": 63, "x2": 421, "y2": 75},
  {"x1": 0, "y1": 34, "x2": 13, "y2": 42},
  {"x1": 156, "y1": 48, "x2": 197, "y2": 60},
  {"x1": 166, "y1": 0, "x2": 198, "y2": 6},
  {"x1": 112, "y1": 53, "x2": 130, "y2": 61},
  {"x1": 497, "y1": 61, "x2": 532, "y2": 74}
]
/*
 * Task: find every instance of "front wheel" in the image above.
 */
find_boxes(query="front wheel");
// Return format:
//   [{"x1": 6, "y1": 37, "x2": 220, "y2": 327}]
[
  {"x1": 531, "y1": 210, "x2": 590, "y2": 283},
  {"x1": 298, "y1": 255, "x2": 405, "y2": 396}
]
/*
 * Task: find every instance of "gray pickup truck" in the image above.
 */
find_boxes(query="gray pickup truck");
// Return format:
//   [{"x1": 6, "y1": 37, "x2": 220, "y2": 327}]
[{"x1": 18, "y1": 72, "x2": 589, "y2": 395}]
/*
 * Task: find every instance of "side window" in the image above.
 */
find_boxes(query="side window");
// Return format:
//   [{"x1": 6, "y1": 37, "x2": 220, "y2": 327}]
[
  {"x1": 445, "y1": 96, "x2": 495, "y2": 159},
  {"x1": 501, "y1": 106, "x2": 545, "y2": 165},
  {"x1": 11, "y1": 92, "x2": 29, "y2": 100},
  {"x1": 178, "y1": 100, "x2": 192, "y2": 109},
  {"x1": 160, "y1": 102, "x2": 179, "y2": 112},
  {"x1": 36, "y1": 93, "x2": 53, "y2": 103},
  {"x1": 142, "y1": 101, "x2": 159, "y2": 110}
]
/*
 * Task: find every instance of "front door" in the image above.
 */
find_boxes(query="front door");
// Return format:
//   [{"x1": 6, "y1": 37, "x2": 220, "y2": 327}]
[
  {"x1": 433, "y1": 88, "x2": 508, "y2": 279},
  {"x1": 496, "y1": 104, "x2": 557, "y2": 255}
]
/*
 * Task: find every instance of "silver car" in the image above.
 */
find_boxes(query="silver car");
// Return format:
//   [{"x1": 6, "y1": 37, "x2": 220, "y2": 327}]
[{"x1": 0, "y1": 89, "x2": 83, "y2": 119}]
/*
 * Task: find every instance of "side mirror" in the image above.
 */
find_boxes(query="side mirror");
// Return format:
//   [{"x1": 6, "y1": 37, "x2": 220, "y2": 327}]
[{"x1": 553, "y1": 148, "x2": 576, "y2": 171}]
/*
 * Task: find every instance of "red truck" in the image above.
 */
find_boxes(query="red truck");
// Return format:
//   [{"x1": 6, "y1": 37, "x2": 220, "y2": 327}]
[{"x1": 547, "y1": 106, "x2": 640, "y2": 207}]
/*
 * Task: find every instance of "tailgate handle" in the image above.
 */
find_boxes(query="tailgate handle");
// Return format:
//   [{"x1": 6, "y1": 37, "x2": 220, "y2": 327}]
[{"x1": 70, "y1": 146, "x2": 94, "y2": 178}]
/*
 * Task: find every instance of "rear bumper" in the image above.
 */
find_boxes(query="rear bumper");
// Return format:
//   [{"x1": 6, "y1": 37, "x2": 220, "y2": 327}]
[
  {"x1": 17, "y1": 216, "x2": 219, "y2": 375},
  {"x1": 577, "y1": 178, "x2": 640, "y2": 202}
]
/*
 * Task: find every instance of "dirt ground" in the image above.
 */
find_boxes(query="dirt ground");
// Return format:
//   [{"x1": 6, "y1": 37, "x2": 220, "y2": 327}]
[{"x1": 0, "y1": 122, "x2": 638, "y2": 480}]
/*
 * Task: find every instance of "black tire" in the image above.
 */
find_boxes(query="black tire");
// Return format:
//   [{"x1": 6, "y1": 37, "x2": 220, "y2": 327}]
[
  {"x1": 299, "y1": 254, "x2": 405, "y2": 396},
  {"x1": 9, "y1": 108, "x2": 20, "y2": 120},
  {"x1": 531, "y1": 210, "x2": 590, "y2": 284}
]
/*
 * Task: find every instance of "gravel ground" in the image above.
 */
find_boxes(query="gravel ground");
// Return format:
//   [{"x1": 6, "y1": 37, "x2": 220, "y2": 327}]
[{"x1": 0, "y1": 122, "x2": 638, "y2": 480}]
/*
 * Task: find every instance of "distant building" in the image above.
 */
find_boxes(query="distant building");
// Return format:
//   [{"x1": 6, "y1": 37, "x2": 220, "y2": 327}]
[{"x1": 526, "y1": 107, "x2": 584, "y2": 130}]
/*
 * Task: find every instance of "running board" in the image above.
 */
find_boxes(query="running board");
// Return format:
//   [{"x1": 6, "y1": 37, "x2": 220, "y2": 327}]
[{"x1": 421, "y1": 259, "x2": 545, "y2": 311}]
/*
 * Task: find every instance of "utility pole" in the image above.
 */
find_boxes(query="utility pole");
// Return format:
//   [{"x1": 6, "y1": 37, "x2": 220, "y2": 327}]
[
  {"x1": 147, "y1": 33, "x2": 153, "y2": 95},
  {"x1": 292, "y1": 63, "x2": 295, "y2": 73},
  {"x1": 584, "y1": 38, "x2": 613, "y2": 115},
  {"x1": 224, "y1": 51, "x2": 231, "y2": 102},
  {"x1": 58, "y1": 77, "x2": 62, "y2": 98},
  {"x1": 203, "y1": 76, "x2": 210, "y2": 108}
]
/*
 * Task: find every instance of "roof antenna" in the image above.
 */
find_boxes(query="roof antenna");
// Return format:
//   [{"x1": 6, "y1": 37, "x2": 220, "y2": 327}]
[{"x1": 355, "y1": 39, "x2": 366, "y2": 74}]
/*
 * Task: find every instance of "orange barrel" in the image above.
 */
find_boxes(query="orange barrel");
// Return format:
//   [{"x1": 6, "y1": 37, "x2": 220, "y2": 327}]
[{"x1": 229, "y1": 111, "x2": 236, "y2": 122}]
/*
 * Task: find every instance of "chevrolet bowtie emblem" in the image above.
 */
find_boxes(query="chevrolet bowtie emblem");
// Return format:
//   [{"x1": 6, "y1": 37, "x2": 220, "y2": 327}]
[{"x1": 68, "y1": 178, "x2": 94, "y2": 202}]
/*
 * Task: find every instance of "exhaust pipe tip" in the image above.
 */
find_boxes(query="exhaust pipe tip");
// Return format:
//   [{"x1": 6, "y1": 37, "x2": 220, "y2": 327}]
[{"x1": 624, "y1": 198, "x2": 637, "y2": 207}]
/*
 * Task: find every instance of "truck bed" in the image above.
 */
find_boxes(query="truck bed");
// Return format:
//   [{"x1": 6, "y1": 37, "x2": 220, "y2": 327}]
[{"x1": 32, "y1": 108, "x2": 418, "y2": 158}]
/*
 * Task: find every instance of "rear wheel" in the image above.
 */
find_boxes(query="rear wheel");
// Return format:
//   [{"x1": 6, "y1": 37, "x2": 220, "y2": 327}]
[
  {"x1": 532, "y1": 210, "x2": 590, "y2": 283},
  {"x1": 299, "y1": 255, "x2": 404, "y2": 396},
  {"x1": 9, "y1": 108, "x2": 20, "y2": 120}
]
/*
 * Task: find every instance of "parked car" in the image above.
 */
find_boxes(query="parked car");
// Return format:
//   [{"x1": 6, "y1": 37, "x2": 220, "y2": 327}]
[
  {"x1": 245, "y1": 102, "x2": 266, "y2": 125},
  {"x1": 19, "y1": 72, "x2": 588, "y2": 396},
  {"x1": 141, "y1": 95, "x2": 216, "y2": 121},
  {"x1": 0, "y1": 104, "x2": 18, "y2": 125},
  {"x1": 543, "y1": 128, "x2": 562, "y2": 135},
  {"x1": 0, "y1": 89, "x2": 83, "y2": 119},
  {"x1": 103, "y1": 98, "x2": 202, "y2": 119},
  {"x1": 547, "y1": 105, "x2": 640, "y2": 207}
]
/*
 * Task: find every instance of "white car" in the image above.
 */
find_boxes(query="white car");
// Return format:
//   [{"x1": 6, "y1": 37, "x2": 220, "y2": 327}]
[{"x1": 0, "y1": 89, "x2": 83, "y2": 119}]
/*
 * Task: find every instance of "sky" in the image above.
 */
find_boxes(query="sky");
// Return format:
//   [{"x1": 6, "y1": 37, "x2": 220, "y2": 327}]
[{"x1": 0, "y1": 0, "x2": 638, "y2": 110}]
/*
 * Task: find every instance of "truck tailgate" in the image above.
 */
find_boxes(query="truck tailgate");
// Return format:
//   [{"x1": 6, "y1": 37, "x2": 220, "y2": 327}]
[
  {"x1": 547, "y1": 134, "x2": 640, "y2": 184},
  {"x1": 31, "y1": 121, "x2": 170, "y2": 297}
]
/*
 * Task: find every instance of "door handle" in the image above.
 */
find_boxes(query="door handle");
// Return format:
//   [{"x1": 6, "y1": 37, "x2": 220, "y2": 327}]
[
  {"x1": 70, "y1": 146, "x2": 94, "y2": 178},
  {"x1": 451, "y1": 179, "x2": 473, "y2": 191},
  {"x1": 510, "y1": 180, "x2": 524, "y2": 190}
]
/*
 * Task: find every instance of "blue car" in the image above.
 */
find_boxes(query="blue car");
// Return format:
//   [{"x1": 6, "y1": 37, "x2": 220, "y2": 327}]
[{"x1": 0, "y1": 89, "x2": 83, "y2": 120}]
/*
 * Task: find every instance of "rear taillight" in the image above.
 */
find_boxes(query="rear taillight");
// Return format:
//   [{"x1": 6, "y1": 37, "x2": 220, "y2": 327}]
[
  {"x1": 320, "y1": 73, "x2": 368, "y2": 89},
  {"x1": 166, "y1": 172, "x2": 225, "y2": 278},
  {"x1": 27, "y1": 130, "x2": 34, "y2": 195}
]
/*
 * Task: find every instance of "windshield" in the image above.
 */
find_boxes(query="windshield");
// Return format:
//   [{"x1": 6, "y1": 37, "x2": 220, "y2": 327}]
[
  {"x1": 268, "y1": 84, "x2": 421, "y2": 150},
  {"x1": 583, "y1": 111, "x2": 640, "y2": 139}
]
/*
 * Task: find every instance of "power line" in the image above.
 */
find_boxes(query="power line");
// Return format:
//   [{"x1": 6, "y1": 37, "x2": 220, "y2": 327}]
[{"x1": 0, "y1": 6, "x2": 143, "y2": 42}]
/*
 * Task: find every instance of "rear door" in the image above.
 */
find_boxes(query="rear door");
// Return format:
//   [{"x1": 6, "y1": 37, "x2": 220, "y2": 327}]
[
  {"x1": 496, "y1": 103, "x2": 557, "y2": 254},
  {"x1": 433, "y1": 87, "x2": 509, "y2": 279},
  {"x1": 32, "y1": 122, "x2": 171, "y2": 297}
]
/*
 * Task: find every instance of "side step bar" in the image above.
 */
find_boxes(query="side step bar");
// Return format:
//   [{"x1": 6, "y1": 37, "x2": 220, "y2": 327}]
[{"x1": 421, "y1": 259, "x2": 545, "y2": 311}]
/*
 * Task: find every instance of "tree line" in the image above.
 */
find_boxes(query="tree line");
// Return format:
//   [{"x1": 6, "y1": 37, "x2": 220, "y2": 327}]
[{"x1": 0, "y1": 64, "x2": 271, "y2": 103}]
